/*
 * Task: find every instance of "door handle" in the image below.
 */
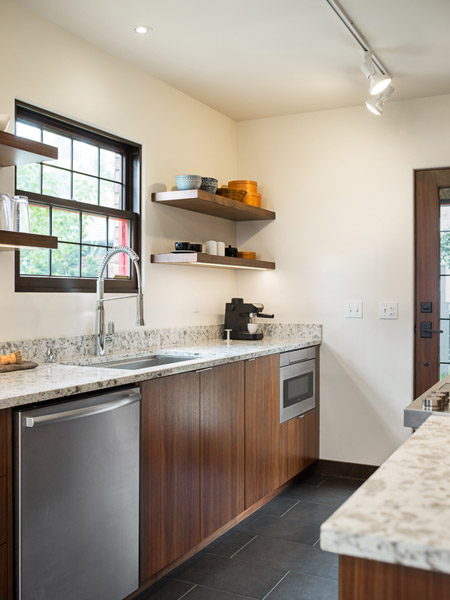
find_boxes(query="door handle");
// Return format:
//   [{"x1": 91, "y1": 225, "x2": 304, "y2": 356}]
[
  {"x1": 420, "y1": 322, "x2": 444, "y2": 338},
  {"x1": 25, "y1": 389, "x2": 141, "y2": 427}
]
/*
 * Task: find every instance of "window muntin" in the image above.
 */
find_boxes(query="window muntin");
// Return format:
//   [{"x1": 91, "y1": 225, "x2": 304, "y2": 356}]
[{"x1": 14, "y1": 103, "x2": 140, "y2": 293}]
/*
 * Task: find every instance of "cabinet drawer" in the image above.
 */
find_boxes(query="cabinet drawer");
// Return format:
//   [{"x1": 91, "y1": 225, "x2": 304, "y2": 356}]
[
  {"x1": 0, "y1": 410, "x2": 6, "y2": 477},
  {"x1": 0, "y1": 477, "x2": 6, "y2": 545}
]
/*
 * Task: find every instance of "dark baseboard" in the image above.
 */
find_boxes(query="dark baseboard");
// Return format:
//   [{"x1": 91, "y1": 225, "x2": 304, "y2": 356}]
[{"x1": 307, "y1": 459, "x2": 378, "y2": 481}]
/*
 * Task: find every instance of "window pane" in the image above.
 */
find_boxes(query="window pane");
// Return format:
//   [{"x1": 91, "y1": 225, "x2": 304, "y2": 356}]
[
  {"x1": 52, "y1": 208, "x2": 80, "y2": 243},
  {"x1": 108, "y1": 217, "x2": 130, "y2": 247},
  {"x1": 440, "y1": 188, "x2": 450, "y2": 201},
  {"x1": 441, "y1": 363, "x2": 450, "y2": 380},
  {"x1": 51, "y1": 243, "x2": 80, "y2": 277},
  {"x1": 82, "y1": 214, "x2": 107, "y2": 246},
  {"x1": 73, "y1": 173, "x2": 98, "y2": 204},
  {"x1": 42, "y1": 165, "x2": 71, "y2": 199},
  {"x1": 440, "y1": 319, "x2": 450, "y2": 362},
  {"x1": 16, "y1": 163, "x2": 41, "y2": 193},
  {"x1": 73, "y1": 140, "x2": 98, "y2": 176},
  {"x1": 81, "y1": 245, "x2": 106, "y2": 278},
  {"x1": 29, "y1": 204, "x2": 49, "y2": 235},
  {"x1": 100, "y1": 148, "x2": 122, "y2": 182},
  {"x1": 43, "y1": 130, "x2": 71, "y2": 169},
  {"x1": 20, "y1": 248, "x2": 50, "y2": 275},
  {"x1": 107, "y1": 252, "x2": 130, "y2": 279},
  {"x1": 100, "y1": 180, "x2": 122, "y2": 209},
  {"x1": 16, "y1": 122, "x2": 41, "y2": 142}
]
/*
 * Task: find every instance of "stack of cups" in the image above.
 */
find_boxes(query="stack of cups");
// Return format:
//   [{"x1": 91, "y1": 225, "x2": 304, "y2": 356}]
[{"x1": 206, "y1": 241, "x2": 225, "y2": 256}]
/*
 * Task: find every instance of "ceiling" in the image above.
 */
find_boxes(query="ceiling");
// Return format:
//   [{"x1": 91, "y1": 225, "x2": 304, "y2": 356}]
[{"x1": 16, "y1": 0, "x2": 450, "y2": 121}]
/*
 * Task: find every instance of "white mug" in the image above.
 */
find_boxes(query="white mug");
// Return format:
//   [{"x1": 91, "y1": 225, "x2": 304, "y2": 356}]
[
  {"x1": 205, "y1": 240, "x2": 217, "y2": 255},
  {"x1": 217, "y1": 241, "x2": 225, "y2": 256}
]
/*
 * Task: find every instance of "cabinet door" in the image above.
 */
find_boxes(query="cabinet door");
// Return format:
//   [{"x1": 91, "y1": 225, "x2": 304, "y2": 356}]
[
  {"x1": 200, "y1": 362, "x2": 245, "y2": 538},
  {"x1": 0, "y1": 410, "x2": 6, "y2": 477},
  {"x1": 280, "y1": 409, "x2": 318, "y2": 483},
  {"x1": 140, "y1": 373, "x2": 201, "y2": 581},
  {"x1": 245, "y1": 354, "x2": 281, "y2": 508}
]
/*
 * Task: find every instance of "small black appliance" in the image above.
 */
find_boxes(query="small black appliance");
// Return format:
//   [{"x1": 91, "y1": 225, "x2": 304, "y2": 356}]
[{"x1": 223, "y1": 297, "x2": 274, "y2": 340}]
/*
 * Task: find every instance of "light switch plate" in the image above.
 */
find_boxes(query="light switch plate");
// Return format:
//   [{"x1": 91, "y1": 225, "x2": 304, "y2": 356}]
[
  {"x1": 379, "y1": 301, "x2": 398, "y2": 319},
  {"x1": 345, "y1": 301, "x2": 363, "y2": 318}
]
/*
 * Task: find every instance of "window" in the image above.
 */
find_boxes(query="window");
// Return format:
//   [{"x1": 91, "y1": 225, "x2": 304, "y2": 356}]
[{"x1": 14, "y1": 102, "x2": 141, "y2": 293}]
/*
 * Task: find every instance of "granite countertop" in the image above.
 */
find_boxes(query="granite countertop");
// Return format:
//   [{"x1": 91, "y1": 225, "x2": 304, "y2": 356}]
[
  {"x1": 0, "y1": 336, "x2": 320, "y2": 410},
  {"x1": 320, "y1": 415, "x2": 450, "y2": 574}
]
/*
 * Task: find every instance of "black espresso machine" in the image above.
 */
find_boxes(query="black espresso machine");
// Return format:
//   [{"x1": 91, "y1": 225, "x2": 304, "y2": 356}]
[{"x1": 224, "y1": 298, "x2": 274, "y2": 340}]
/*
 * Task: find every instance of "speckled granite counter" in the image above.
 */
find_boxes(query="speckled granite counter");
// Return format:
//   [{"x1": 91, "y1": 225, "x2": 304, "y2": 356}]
[
  {"x1": 321, "y1": 416, "x2": 450, "y2": 574},
  {"x1": 0, "y1": 335, "x2": 321, "y2": 410}
]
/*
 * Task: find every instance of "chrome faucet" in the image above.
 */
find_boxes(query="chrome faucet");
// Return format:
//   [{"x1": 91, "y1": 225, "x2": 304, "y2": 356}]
[{"x1": 96, "y1": 245, "x2": 145, "y2": 356}]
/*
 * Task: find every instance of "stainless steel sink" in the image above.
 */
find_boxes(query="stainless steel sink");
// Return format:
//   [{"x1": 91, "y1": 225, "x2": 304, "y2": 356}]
[{"x1": 86, "y1": 355, "x2": 196, "y2": 370}]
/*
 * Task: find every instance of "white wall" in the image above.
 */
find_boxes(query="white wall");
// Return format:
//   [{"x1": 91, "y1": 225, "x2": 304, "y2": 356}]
[
  {"x1": 0, "y1": 0, "x2": 238, "y2": 340},
  {"x1": 236, "y1": 94, "x2": 450, "y2": 465}
]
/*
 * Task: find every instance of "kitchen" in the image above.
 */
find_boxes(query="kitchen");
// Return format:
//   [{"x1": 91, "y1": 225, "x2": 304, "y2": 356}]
[{"x1": 1, "y1": 0, "x2": 450, "y2": 598}]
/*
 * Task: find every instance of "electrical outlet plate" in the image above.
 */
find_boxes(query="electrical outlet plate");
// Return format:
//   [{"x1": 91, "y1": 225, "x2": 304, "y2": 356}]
[
  {"x1": 345, "y1": 301, "x2": 363, "y2": 318},
  {"x1": 379, "y1": 301, "x2": 398, "y2": 319}
]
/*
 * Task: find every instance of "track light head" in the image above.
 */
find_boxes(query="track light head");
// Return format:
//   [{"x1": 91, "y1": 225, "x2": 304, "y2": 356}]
[
  {"x1": 365, "y1": 86, "x2": 395, "y2": 116},
  {"x1": 369, "y1": 73, "x2": 392, "y2": 96}
]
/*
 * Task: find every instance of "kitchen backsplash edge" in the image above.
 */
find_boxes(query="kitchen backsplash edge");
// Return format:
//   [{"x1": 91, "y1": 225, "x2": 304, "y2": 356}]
[{"x1": 0, "y1": 323, "x2": 322, "y2": 363}]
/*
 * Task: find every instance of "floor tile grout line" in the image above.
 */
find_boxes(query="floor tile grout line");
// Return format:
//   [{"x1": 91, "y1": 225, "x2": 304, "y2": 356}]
[
  {"x1": 316, "y1": 476, "x2": 329, "y2": 487},
  {"x1": 279, "y1": 499, "x2": 301, "y2": 518},
  {"x1": 260, "y1": 570, "x2": 291, "y2": 600},
  {"x1": 177, "y1": 583, "x2": 198, "y2": 599},
  {"x1": 230, "y1": 535, "x2": 258, "y2": 559}
]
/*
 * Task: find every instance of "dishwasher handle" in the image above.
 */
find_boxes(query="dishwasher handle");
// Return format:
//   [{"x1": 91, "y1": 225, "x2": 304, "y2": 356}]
[{"x1": 25, "y1": 388, "x2": 141, "y2": 428}]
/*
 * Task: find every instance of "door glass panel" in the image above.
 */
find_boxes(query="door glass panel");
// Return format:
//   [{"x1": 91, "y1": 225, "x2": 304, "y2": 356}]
[{"x1": 441, "y1": 364, "x2": 450, "y2": 380}]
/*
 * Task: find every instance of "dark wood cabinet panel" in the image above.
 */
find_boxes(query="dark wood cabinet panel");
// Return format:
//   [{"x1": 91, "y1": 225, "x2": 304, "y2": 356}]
[
  {"x1": 0, "y1": 410, "x2": 6, "y2": 477},
  {"x1": 340, "y1": 555, "x2": 450, "y2": 600},
  {"x1": 200, "y1": 363, "x2": 245, "y2": 538},
  {"x1": 279, "y1": 410, "x2": 318, "y2": 484},
  {"x1": 0, "y1": 543, "x2": 7, "y2": 600},
  {"x1": 140, "y1": 373, "x2": 201, "y2": 582},
  {"x1": 245, "y1": 354, "x2": 281, "y2": 508},
  {"x1": 0, "y1": 477, "x2": 6, "y2": 546}
]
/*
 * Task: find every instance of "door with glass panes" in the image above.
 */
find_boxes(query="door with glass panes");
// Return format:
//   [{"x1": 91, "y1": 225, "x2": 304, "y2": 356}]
[{"x1": 415, "y1": 168, "x2": 450, "y2": 397}]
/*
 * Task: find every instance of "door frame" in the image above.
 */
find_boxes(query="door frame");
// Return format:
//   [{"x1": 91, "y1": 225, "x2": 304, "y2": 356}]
[{"x1": 414, "y1": 167, "x2": 450, "y2": 397}]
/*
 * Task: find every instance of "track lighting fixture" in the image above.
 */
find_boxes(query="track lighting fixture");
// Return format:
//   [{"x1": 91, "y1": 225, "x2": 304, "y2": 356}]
[
  {"x1": 360, "y1": 51, "x2": 392, "y2": 96},
  {"x1": 325, "y1": 0, "x2": 394, "y2": 116},
  {"x1": 365, "y1": 86, "x2": 395, "y2": 116}
]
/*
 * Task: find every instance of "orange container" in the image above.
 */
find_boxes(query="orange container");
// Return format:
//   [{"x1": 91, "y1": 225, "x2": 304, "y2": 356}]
[
  {"x1": 242, "y1": 192, "x2": 261, "y2": 207},
  {"x1": 237, "y1": 251, "x2": 256, "y2": 260},
  {"x1": 228, "y1": 180, "x2": 258, "y2": 194}
]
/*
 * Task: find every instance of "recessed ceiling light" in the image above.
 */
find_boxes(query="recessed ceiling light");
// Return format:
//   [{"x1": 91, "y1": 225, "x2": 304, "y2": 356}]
[{"x1": 134, "y1": 25, "x2": 152, "y2": 34}]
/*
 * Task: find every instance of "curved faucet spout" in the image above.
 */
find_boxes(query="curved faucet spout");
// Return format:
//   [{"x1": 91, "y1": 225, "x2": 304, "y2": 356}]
[{"x1": 96, "y1": 245, "x2": 145, "y2": 356}]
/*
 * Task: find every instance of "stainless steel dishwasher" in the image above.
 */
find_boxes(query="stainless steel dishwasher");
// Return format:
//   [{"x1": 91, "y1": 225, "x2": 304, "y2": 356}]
[{"x1": 15, "y1": 386, "x2": 140, "y2": 600}]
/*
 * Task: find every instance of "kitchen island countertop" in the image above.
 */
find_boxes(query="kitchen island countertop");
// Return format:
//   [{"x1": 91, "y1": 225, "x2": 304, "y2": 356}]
[
  {"x1": 0, "y1": 335, "x2": 320, "y2": 410},
  {"x1": 321, "y1": 415, "x2": 450, "y2": 575}
]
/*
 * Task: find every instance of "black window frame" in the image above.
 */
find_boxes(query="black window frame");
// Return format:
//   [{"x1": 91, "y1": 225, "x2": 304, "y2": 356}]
[{"x1": 14, "y1": 101, "x2": 141, "y2": 293}]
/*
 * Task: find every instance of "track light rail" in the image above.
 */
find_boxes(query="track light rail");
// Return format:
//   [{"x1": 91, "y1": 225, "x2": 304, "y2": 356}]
[{"x1": 324, "y1": 0, "x2": 391, "y2": 77}]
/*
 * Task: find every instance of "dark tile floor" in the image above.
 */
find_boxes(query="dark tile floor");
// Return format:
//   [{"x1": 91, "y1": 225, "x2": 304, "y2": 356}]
[{"x1": 137, "y1": 472, "x2": 364, "y2": 600}]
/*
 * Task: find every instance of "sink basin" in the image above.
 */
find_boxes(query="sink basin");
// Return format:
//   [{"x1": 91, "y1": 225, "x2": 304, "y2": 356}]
[{"x1": 86, "y1": 355, "x2": 196, "y2": 370}]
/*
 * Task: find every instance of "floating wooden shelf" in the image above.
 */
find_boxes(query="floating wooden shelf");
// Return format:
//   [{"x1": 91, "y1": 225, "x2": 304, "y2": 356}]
[
  {"x1": 152, "y1": 189, "x2": 276, "y2": 222},
  {"x1": 0, "y1": 131, "x2": 58, "y2": 167},
  {"x1": 0, "y1": 230, "x2": 58, "y2": 252},
  {"x1": 151, "y1": 252, "x2": 275, "y2": 270}
]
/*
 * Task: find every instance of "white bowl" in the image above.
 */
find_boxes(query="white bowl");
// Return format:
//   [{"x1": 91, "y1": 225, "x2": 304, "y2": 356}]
[{"x1": 0, "y1": 114, "x2": 10, "y2": 132}]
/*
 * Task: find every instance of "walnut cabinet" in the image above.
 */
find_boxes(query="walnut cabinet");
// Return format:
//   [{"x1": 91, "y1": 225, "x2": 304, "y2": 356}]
[{"x1": 140, "y1": 351, "x2": 319, "y2": 583}]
